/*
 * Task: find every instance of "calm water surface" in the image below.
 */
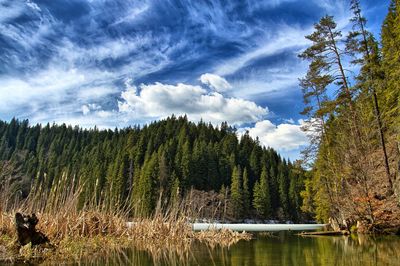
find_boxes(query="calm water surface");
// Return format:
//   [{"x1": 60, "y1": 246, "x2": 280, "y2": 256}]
[{"x1": 68, "y1": 233, "x2": 400, "y2": 266}]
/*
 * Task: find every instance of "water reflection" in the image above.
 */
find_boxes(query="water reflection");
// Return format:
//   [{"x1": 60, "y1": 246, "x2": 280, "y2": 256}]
[{"x1": 53, "y1": 233, "x2": 400, "y2": 265}]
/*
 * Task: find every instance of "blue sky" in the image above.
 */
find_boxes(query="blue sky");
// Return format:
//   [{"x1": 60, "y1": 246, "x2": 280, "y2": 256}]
[{"x1": 0, "y1": 0, "x2": 390, "y2": 159}]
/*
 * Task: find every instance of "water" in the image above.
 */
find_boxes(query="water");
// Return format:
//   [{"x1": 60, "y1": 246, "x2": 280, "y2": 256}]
[{"x1": 61, "y1": 233, "x2": 400, "y2": 265}]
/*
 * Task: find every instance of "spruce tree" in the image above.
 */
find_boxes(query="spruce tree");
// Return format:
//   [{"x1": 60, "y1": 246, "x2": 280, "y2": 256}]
[
  {"x1": 242, "y1": 168, "x2": 250, "y2": 217},
  {"x1": 0, "y1": 117, "x2": 305, "y2": 220},
  {"x1": 230, "y1": 165, "x2": 243, "y2": 219},
  {"x1": 252, "y1": 166, "x2": 271, "y2": 219},
  {"x1": 278, "y1": 163, "x2": 289, "y2": 219}
]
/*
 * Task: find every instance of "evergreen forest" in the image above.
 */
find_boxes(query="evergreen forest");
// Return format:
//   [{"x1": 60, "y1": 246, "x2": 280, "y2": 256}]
[
  {"x1": 0, "y1": 116, "x2": 306, "y2": 221},
  {"x1": 1, "y1": 0, "x2": 399, "y2": 232}
]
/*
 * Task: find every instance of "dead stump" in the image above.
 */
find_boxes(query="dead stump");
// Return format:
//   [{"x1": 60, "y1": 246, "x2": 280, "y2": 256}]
[{"x1": 15, "y1": 213, "x2": 49, "y2": 247}]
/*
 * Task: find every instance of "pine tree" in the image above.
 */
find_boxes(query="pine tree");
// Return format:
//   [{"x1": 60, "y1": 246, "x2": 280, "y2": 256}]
[
  {"x1": 252, "y1": 166, "x2": 271, "y2": 219},
  {"x1": 158, "y1": 151, "x2": 169, "y2": 195},
  {"x1": 381, "y1": 0, "x2": 400, "y2": 165},
  {"x1": 288, "y1": 163, "x2": 305, "y2": 222},
  {"x1": 230, "y1": 165, "x2": 243, "y2": 219},
  {"x1": 242, "y1": 168, "x2": 250, "y2": 217},
  {"x1": 347, "y1": 0, "x2": 393, "y2": 190},
  {"x1": 169, "y1": 174, "x2": 180, "y2": 207},
  {"x1": 269, "y1": 164, "x2": 279, "y2": 211},
  {"x1": 299, "y1": 58, "x2": 333, "y2": 162},
  {"x1": 181, "y1": 140, "x2": 192, "y2": 190},
  {"x1": 299, "y1": 15, "x2": 361, "y2": 144},
  {"x1": 0, "y1": 117, "x2": 305, "y2": 221},
  {"x1": 137, "y1": 153, "x2": 158, "y2": 216},
  {"x1": 278, "y1": 163, "x2": 290, "y2": 219}
]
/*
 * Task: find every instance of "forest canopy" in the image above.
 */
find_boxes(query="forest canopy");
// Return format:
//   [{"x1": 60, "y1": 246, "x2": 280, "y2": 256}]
[{"x1": 0, "y1": 116, "x2": 306, "y2": 221}]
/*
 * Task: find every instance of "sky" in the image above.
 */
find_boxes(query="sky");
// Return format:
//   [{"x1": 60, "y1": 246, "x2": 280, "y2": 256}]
[{"x1": 0, "y1": 0, "x2": 390, "y2": 160}]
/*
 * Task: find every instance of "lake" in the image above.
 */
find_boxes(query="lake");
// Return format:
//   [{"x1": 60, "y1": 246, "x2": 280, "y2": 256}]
[{"x1": 72, "y1": 232, "x2": 399, "y2": 265}]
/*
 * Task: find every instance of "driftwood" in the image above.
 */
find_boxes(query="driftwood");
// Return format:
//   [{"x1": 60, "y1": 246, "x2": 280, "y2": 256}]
[{"x1": 15, "y1": 213, "x2": 49, "y2": 247}]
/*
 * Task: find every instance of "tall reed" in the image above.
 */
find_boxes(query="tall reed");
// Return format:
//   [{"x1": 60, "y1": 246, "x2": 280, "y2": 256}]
[{"x1": 0, "y1": 176, "x2": 251, "y2": 263}]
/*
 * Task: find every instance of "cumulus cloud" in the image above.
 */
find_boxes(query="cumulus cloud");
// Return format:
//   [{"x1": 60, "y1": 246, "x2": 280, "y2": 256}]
[
  {"x1": 118, "y1": 81, "x2": 267, "y2": 126},
  {"x1": 200, "y1": 73, "x2": 232, "y2": 92},
  {"x1": 243, "y1": 119, "x2": 308, "y2": 152},
  {"x1": 81, "y1": 105, "x2": 90, "y2": 115}
]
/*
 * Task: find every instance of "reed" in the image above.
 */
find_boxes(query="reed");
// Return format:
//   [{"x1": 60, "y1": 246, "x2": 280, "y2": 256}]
[
  {"x1": 0, "y1": 180, "x2": 251, "y2": 264},
  {"x1": 195, "y1": 228, "x2": 252, "y2": 248}
]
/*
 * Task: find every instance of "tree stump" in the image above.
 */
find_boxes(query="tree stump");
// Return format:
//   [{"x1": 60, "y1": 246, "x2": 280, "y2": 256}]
[{"x1": 15, "y1": 213, "x2": 49, "y2": 247}]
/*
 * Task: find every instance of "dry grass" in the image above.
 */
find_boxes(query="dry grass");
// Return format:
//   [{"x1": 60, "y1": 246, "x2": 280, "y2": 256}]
[
  {"x1": 195, "y1": 228, "x2": 252, "y2": 247},
  {"x1": 0, "y1": 182, "x2": 251, "y2": 264},
  {"x1": 1, "y1": 211, "x2": 251, "y2": 264}
]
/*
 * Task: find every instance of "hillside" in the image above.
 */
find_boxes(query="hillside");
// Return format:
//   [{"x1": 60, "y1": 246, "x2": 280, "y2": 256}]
[
  {"x1": 298, "y1": 0, "x2": 400, "y2": 233},
  {"x1": 0, "y1": 116, "x2": 306, "y2": 221}
]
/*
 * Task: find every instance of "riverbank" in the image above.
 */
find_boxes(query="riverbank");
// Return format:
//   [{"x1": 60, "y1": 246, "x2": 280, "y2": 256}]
[
  {"x1": 2, "y1": 208, "x2": 399, "y2": 264},
  {"x1": 0, "y1": 211, "x2": 251, "y2": 264}
]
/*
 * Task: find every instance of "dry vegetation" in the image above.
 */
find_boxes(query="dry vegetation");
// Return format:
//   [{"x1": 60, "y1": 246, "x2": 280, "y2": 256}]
[{"x1": 0, "y1": 183, "x2": 251, "y2": 264}]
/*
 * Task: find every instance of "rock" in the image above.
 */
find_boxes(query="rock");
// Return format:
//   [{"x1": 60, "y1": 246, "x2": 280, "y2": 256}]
[{"x1": 15, "y1": 213, "x2": 49, "y2": 247}]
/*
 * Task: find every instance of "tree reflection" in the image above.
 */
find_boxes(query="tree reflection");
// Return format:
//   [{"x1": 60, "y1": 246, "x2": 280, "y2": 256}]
[{"x1": 58, "y1": 233, "x2": 400, "y2": 266}]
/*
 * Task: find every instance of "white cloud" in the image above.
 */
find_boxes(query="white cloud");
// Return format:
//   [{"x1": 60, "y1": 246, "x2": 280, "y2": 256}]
[
  {"x1": 242, "y1": 120, "x2": 308, "y2": 152},
  {"x1": 211, "y1": 9, "x2": 353, "y2": 99},
  {"x1": 0, "y1": 66, "x2": 117, "y2": 121},
  {"x1": 110, "y1": 3, "x2": 150, "y2": 26},
  {"x1": 0, "y1": 16, "x2": 173, "y2": 124},
  {"x1": 0, "y1": 3, "x2": 54, "y2": 55},
  {"x1": 118, "y1": 81, "x2": 268, "y2": 126},
  {"x1": 26, "y1": 0, "x2": 41, "y2": 11},
  {"x1": 200, "y1": 73, "x2": 232, "y2": 92},
  {"x1": 81, "y1": 103, "x2": 102, "y2": 115},
  {"x1": 0, "y1": 1, "x2": 26, "y2": 23},
  {"x1": 30, "y1": 110, "x2": 119, "y2": 130},
  {"x1": 214, "y1": 24, "x2": 311, "y2": 76},
  {"x1": 57, "y1": 36, "x2": 154, "y2": 64},
  {"x1": 312, "y1": 0, "x2": 347, "y2": 16},
  {"x1": 77, "y1": 86, "x2": 117, "y2": 101},
  {"x1": 284, "y1": 118, "x2": 295, "y2": 124},
  {"x1": 96, "y1": 110, "x2": 113, "y2": 118},
  {"x1": 81, "y1": 105, "x2": 90, "y2": 115},
  {"x1": 230, "y1": 66, "x2": 306, "y2": 99},
  {"x1": 88, "y1": 103, "x2": 101, "y2": 110}
]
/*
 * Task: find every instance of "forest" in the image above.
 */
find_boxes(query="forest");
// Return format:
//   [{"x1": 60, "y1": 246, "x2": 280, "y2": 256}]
[
  {"x1": 298, "y1": 0, "x2": 400, "y2": 232},
  {"x1": 1, "y1": 0, "x2": 399, "y2": 234},
  {"x1": 0, "y1": 115, "x2": 306, "y2": 222}
]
